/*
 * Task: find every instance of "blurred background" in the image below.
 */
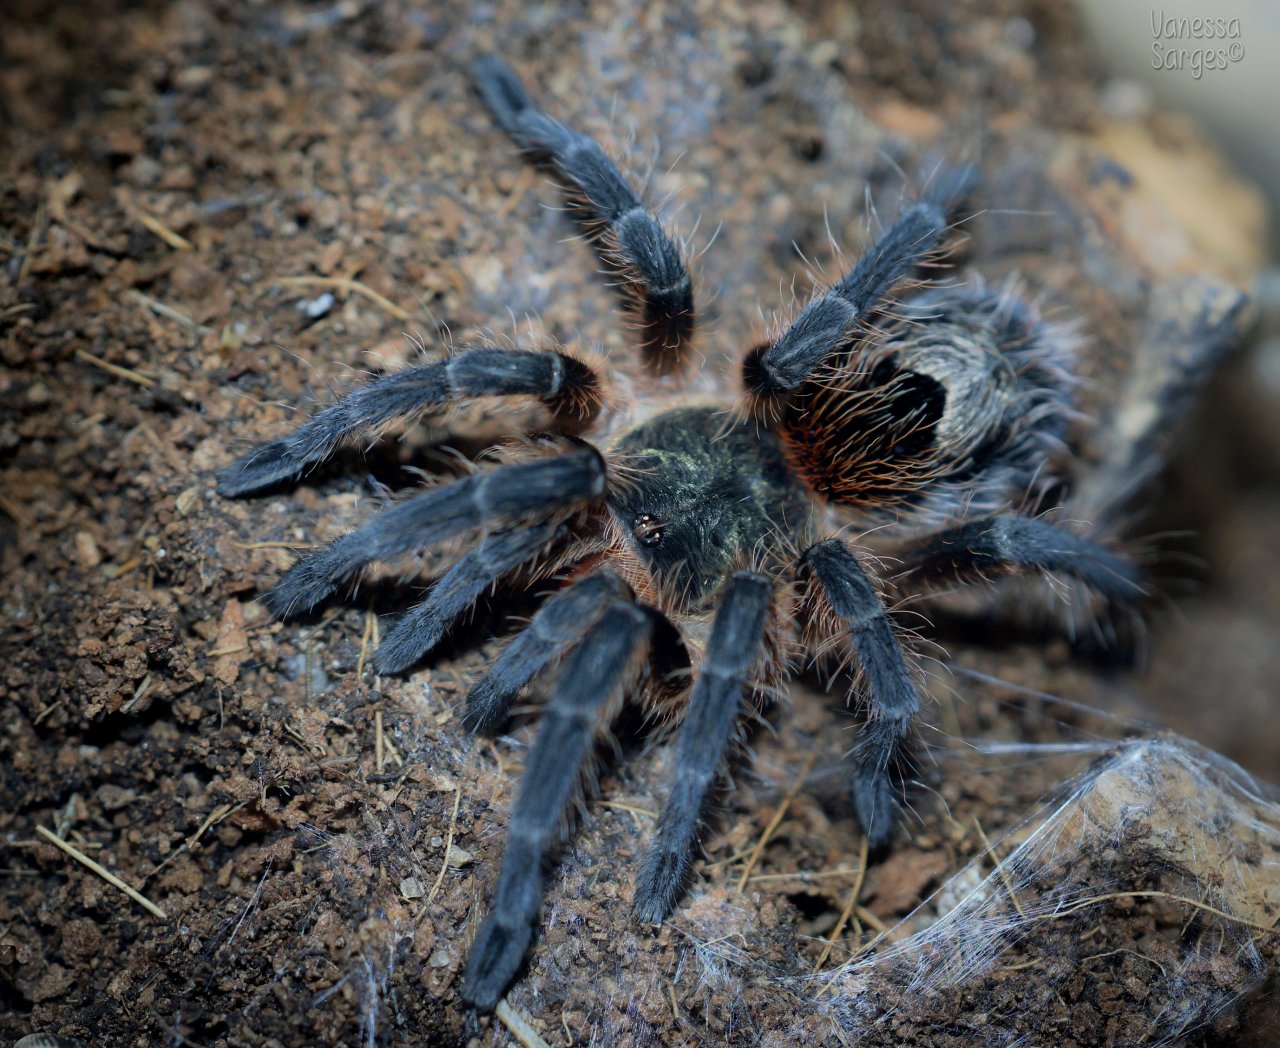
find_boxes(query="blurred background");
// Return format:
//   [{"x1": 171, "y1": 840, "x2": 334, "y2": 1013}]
[{"x1": 1074, "y1": 0, "x2": 1280, "y2": 780}]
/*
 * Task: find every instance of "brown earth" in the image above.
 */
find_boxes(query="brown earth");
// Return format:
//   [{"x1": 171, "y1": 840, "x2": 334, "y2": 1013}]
[{"x1": 2, "y1": 1, "x2": 1277, "y2": 1046}]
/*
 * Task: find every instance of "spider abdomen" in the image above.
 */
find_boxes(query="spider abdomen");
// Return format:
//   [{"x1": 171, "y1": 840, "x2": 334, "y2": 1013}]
[{"x1": 778, "y1": 285, "x2": 1074, "y2": 523}]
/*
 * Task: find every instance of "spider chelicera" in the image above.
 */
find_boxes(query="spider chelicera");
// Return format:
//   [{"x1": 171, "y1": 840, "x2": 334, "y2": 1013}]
[{"x1": 216, "y1": 54, "x2": 1144, "y2": 1010}]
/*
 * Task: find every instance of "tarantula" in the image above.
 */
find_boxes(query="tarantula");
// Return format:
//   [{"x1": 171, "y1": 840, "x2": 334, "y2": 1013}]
[{"x1": 217, "y1": 56, "x2": 1143, "y2": 1010}]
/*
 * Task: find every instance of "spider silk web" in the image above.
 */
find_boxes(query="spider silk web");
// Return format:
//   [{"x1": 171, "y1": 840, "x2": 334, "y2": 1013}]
[{"x1": 810, "y1": 723, "x2": 1280, "y2": 1046}]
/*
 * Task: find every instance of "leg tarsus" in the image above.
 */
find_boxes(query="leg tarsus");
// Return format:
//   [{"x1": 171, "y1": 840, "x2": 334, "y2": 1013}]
[
  {"x1": 923, "y1": 162, "x2": 980, "y2": 222},
  {"x1": 263, "y1": 445, "x2": 605, "y2": 619},
  {"x1": 460, "y1": 601, "x2": 651, "y2": 1011},
  {"x1": 633, "y1": 571, "x2": 772, "y2": 923},
  {"x1": 373, "y1": 521, "x2": 563, "y2": 675},
  {"x1": 850, "y1": 718, "x2": 910, "y2": 849},
  {"x1": 471, "y1": 55, "x2": 695, "y2": 372},
  {"x1": 900, "y1": 515, "x2": 1145, "y2": 601},
  {"x1": 459, "y1": 834, "x2": 541, "y2": 1013},
  {"x1": 746, "y1": 166, "x2": 978, "y2": 399},
  {"x1": 216, "y1": 348, "x2": 600, "y2": 498},
  {"x1": 803, "y1": 539, "x2": 920, "y2": 847},
  {"x1": 464, "y1": 571, "x2": 632, "y2": 734}
]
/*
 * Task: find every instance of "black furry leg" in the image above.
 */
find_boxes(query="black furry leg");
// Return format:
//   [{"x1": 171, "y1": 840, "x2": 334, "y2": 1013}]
[
  {"x1": 373, "y1": 521, "x2": 563, "y2": 674},
  {"x1": 472, "y1": 55, "x2": 694, "y2": 372},
  {"x1": 803, "y1": 539, "x2": 919, "y2": 848},
  {"x1": 264, "y1": 445, "x2": 605, "y2": 618},
  {"x1": 633, "y1": 571, "x2": 772, "y2": 923},
  {"x1": 744, "y1": 166, "x2": 978, "y2": 399},
  {"x1": 461, "y1": 601, "x2": 652, "y2": 1012},
  {"x1": 464, "y1": 571, "x2": 633, "y2": 734},
  {"x1": 216, "y1": 348, "x2": 601, "y2": 497},
  {"x1": 899, "y1": 516, "x2": 1145, "y2": 601}
]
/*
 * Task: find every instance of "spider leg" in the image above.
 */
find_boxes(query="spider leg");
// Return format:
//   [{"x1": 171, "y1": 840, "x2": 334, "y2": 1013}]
[
  {"x1": 898, "y1": 515, "x2": 1145, "y2": 601},
  {"x1": 263, "y1": 444, "x2": 606, "y2": 618},
  {"x1": 464, "y1": 571, "x2": 633, "y2": 734},
  {"x1": 216, "y1": 348, "x2": 601, "y2": 497},
  {"x1": 744, "y1": 166, "x2": 977, "y2": 400},
  {"x1": 633, "y1": 570, "x2": 772, "y2": 924},
  {"x1": 803, "y1": 539, "x2": 920, "y2": 848},
  {"x1": 373, "y1": 520, "x2": 563, "y2": 674},
  {"x1": 472, "y1": 55, "x2": 695, "y2": 372},
  {"x1": 461, "y1": 600, "x2": 652, "y2": 1012}
]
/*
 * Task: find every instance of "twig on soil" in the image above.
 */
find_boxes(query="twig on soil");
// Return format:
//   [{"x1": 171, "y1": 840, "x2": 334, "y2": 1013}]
[
  {"x1": 190, "y1": 802, "x2": 245, "y2": 847},
  {"x1": 135, "y1": 210, "x2": 193, "y2": 251},
  {"x1": 597, "y1": 800, "x2": 657, "y2": 820},
  {"x1": 1044, "y1": 890, "x2": 1280, "y2": 936},
  {"x1": 426, "y1": 786, "x2": 462, "y2": 904},
  {"x1": 973, "y1": 816, "x2": 1025, "y2": 918},
  {"x1": 746, "y1": 867, "x2": 864, "y2": 884},
  {"x1": 75, "y1": 348, "x2": 156, "y2": 388},
  {"x1": 277, "y1": 275, "x2": 413, "y2": 321},
  {"x1": 131, "y1": 289, "x2": 209, "y2": 333},
  {"x1": 0, "y1": 492, "x2": 33, "y2": 529},
  {"x1": 121, "y1": 674, "x2": 153, "y2": 714},
  {"x1": 17, "y1": 198, "x2": 45, "y2": 284},
  {"x1": 356, "y1": 608, "x2": 377, "y2": 680},
  {"x1": 206, "y1": 645, "x2": 247, "y2": 658},
  {"x1": 145, "y1": 800, "x2": 247, "y2": 882},
  {"x1": 33, "y1": 699, "x2": 65, "y2": 726},
  {"x1": 813, "y1": 836, "x2": 869, "y2": 970},
  {"x1": 855, "y1": 906, "x2": 891, "y2": 937},
  {"x1": 1082, "y1": 947, "x2": 1169, "y2": 979},
  {"x1": 107, "y1": 555, "x2": 144, "y2": 579},
  {"x1": 736, "y1": 751, "x2": 817, "y2": 891},
  {"x1": 36, "y1": 825, "x2": 169, "y2": 920},
  {"x1": 495, "y1": 999, "x2": 551, "y2": 1048},
  {"x1": 379, "y1": 703, "x2": 403, "y2": 770}
]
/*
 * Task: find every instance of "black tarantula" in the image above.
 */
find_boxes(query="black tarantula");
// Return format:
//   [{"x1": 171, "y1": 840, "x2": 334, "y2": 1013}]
[{"x1": 217, "y1": 56, "x2": 1144, "y2": 1010}]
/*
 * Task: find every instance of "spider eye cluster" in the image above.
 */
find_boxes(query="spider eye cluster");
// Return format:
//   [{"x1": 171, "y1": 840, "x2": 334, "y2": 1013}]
[{"x1": 631, "y1": 513, "x2": 666, "y2": 547}]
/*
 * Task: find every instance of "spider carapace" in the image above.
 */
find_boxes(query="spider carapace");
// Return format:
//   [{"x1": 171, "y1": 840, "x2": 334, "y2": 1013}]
[
  {"x1": 216, "y1": 54, "x2": 1143, "y2": 1011},
  {"x1": 608, "y1": 407, "x2": 814, "y2": 610}
]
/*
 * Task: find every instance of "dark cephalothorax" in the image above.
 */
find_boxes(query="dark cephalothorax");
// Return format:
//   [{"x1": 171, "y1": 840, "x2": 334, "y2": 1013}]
[
  {"x1": 216, "y1": 57, "x2": 1144, "y2": 1012},
  {"x1": 607, "y1": 407, "x2": 815, "y2": 611}
]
